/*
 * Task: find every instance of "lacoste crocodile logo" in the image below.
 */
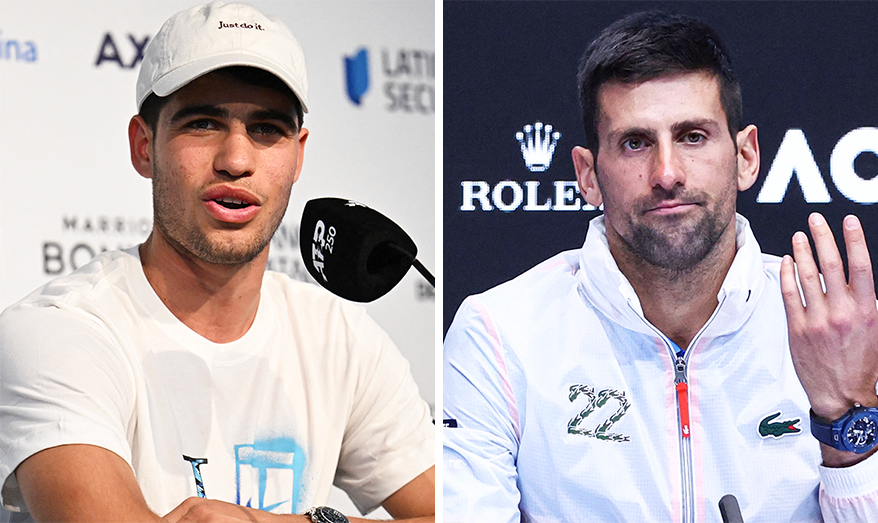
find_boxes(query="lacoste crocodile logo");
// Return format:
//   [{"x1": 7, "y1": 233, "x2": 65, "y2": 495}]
[{"x1": 758, "y1": 411, "x2": 802, "y2": 438}]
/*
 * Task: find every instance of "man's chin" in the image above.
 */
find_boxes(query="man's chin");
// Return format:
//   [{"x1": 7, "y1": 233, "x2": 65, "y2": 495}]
[
  {"x1": 628, "y1": 221, "x2": 722, "y2": 272},
  {"x1": 176, "y1": 231, "x2": 270, "y2": 266},
  {"x1": 195, "y1": 242, "x2": 267, "y2": 265}
]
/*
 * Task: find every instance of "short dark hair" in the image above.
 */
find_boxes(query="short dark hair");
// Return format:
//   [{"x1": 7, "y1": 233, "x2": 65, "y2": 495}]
[
  {"x1": 139, "y1": 66, "x2": 305, "y2": 133},
  {"x1": 577, "y1": 11, "x2": 742, "y2": 153}
]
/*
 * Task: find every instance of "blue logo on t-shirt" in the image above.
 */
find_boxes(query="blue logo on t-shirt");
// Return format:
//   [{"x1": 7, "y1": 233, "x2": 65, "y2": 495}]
[
  {"x1": 182, "y1": 455, "x2": 209, "y2": 498},
  {"x1": 235, "y1": 438, "x2": 306, "y2": 513}
]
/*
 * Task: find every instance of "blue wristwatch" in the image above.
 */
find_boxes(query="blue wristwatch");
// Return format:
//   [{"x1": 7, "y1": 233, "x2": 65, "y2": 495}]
[{"x1": 810, "y1": 404, "x2": 878, "y2": 454}]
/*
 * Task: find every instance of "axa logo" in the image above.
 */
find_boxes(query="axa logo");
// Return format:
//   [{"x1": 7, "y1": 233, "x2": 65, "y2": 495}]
[
  {"x1": 95, "y1": 32, "x2": 149, "y2": 69},
  {"x1": 758, "y1": 411, "x2": 802, "y2": 439},
  {"x1": 516, "y1": 121, "x2": 561, "y2": 172},
  {"x1": 344, "y1": 47, "x2": 370, "y2": 106},
  {"x1": 0, "y1": 30, "x2": 38, "y2": 63}
]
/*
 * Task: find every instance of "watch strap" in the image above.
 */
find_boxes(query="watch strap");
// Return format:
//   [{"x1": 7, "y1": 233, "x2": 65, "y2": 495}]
[{"x1": 809, "y1": 409, "x2": 840, "y2": 447}]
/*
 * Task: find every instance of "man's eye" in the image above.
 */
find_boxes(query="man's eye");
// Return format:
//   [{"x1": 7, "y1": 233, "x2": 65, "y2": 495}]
[
  {"x1": 623, "y1": 138, "x2": 643, "y2": 151},
  {"x1": 684, "y1": 132, "x2": 704, "y2": 144},
  {"x1": 252, "y1": 123, "x2": 283, "y2": 135},
  {"x1": 187, "y1": 119, "x2": 214, "y2": 131}
]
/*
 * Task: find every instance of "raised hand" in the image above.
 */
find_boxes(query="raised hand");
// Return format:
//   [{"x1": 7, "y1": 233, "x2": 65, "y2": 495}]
[{"x1": 780, "y1": 213, "x2": 878, "y2": 463}]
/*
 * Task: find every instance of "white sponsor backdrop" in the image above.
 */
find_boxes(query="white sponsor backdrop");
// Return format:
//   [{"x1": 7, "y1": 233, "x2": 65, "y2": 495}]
[{"x1": 0, "y1": 0, "x2": 434, "y2": 517}]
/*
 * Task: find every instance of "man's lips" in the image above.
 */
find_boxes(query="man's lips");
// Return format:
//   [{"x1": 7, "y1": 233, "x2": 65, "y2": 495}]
[
  {"x1": 644, "y1": 201, "x2": 698, "y2": 215},
  {"x1": 201, "y1": 186, "x2": 262, "y2": 224}
]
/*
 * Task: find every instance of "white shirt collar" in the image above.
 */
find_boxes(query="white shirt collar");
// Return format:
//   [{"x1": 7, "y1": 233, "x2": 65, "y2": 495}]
[{"x1": 576, "y1": 213, "x2": 767, "y2": 340}]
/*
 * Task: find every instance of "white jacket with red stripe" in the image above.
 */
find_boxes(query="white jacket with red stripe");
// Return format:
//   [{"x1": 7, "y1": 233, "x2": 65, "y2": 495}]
[{"x1": 443, "y1": 214, "x2": 878, "y2": 523}]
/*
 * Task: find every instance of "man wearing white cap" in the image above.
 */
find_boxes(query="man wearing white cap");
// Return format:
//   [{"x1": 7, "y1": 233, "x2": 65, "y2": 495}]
[{"x1": 0, "y1": 2, "x2": 434, "y2": 522}]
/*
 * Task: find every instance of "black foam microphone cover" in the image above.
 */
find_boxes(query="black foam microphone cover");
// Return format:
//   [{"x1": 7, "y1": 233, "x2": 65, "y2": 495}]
[{"x1": 299, "y1": 198, "x2": 418, "y2": 302}]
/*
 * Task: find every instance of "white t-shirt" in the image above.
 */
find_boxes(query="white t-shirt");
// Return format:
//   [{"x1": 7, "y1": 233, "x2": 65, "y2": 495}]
[{"x1": 0, "y1": 247, "x2": 433, "y2": 519}]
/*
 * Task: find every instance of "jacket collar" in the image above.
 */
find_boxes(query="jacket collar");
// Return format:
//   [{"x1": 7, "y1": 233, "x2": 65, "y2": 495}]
[{"x1": 576, "y1": 214, "x2": 766, "y2": 340}]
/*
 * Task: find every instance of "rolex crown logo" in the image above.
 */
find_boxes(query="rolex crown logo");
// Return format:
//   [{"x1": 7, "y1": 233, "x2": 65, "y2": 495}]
[{"x1": 515, "y1": 121, "x2": 561, "y2": 173}]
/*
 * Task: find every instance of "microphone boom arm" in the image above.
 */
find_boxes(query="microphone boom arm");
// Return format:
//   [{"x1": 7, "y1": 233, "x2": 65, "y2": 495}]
[
  {"x1": 387, "y1": 243, "x2": 435, "y2": 288},
  {"x1": 412, "y1": 259, "x2": 435, "y2": 287}
]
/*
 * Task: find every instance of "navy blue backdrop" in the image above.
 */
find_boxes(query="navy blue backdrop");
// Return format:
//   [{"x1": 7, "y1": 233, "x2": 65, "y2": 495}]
[{"x1": 443, "y1": 1, "x2": 878, "y2": 334}]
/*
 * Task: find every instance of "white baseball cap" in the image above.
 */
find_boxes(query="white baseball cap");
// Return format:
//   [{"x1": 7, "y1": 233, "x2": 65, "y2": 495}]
[{"x1": 136, "y1": 1, "x2": 308, "y2": 113}]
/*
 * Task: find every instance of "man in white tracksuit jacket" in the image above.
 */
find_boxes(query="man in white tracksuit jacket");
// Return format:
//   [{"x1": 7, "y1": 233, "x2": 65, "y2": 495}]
[{"x1": 443, "y1": 11, "x2": 878, "y2": 522}]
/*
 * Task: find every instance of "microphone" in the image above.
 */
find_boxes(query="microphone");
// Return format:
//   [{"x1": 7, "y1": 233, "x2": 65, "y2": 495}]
[
  {"x1": 719, "y1": 494, "x2": 744, "y2": 523},
  {"x1": 299, "y1": 197, "x2": 434, "y2": 302}
]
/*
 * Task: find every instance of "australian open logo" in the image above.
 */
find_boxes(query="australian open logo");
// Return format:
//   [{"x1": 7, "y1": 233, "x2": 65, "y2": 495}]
[{"x1": 516, "y1": 121, "x2": 561, "y2": 172}]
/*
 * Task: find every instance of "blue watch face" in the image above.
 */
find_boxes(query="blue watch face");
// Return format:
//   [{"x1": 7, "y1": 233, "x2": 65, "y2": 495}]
[{"x1": 845, "y1": 413, "x2": 878, "y2": 451}]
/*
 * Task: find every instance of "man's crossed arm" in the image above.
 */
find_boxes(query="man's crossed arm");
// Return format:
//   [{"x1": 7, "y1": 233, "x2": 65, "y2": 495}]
[{"x1": 15, "y1": 444, "x2": 434, "y2": 522}]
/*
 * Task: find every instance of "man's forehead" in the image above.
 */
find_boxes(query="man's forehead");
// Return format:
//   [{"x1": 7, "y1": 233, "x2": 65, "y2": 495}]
[
  {"x1": 159, "y1": 71, "x2": 297, "y2": 120},
  {"x1": 596, "y1": 71, "x2": 725, "y2": 134}
]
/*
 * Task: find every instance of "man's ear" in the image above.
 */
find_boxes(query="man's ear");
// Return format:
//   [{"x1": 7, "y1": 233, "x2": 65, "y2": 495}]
[
  {"x1": 128, "y1": 115, "x2": 154, "y2": 179},
  {"x1": 573, "y1": 146, "x2": 603, "y2": 207},
  {"x1": 735, "y1": 124, "x2": 760, "y2": 192},
  {"x1": 291, "y1": 128, "x2": 309, "y2": 184}
]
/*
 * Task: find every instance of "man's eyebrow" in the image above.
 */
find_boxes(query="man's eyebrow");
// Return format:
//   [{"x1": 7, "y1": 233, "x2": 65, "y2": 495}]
[
  {"x1": 672, "y1": 118, "x2": 721, "y2": 134},
  {"x1": 606, "y1": 126, "x2": 654, "y2": 143},
  {"x1": 606, "y1": 119, "x2": 722, "y2": 142},
  {"x1": 169, "y1": 104, "x2": 228, "y2": 125},
  {"x1": 250, "y1": 109, "x2": 296, "y2": 130},
  {"x1": 168, "y1": 105, "x2": 296, "y2": 130}
]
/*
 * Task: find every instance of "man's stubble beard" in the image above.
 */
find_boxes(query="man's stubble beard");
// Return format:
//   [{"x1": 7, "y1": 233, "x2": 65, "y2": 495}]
[
  {"x1": 598, "y1": 169, "x2": 737, "y2": 275},
  {"x1": 622, "y1": 196, "x2": 732, "y2": 274},
  {"x1": 151, "y1": 165, "x2": 290, "y2": 266}
]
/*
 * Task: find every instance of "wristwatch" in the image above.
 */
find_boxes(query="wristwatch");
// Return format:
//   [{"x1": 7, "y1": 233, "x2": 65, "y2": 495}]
[
  {"x1": 304, "y1": 506, "x2": 350, "y2": 523},
  {"x1": 810, "y1": 404, "x2": 878, "y2": 454}
]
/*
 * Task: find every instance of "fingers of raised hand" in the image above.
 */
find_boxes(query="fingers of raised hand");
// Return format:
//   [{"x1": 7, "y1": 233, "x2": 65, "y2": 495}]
[
  {"x1": 789, "y1": 225, "x2": 827, "y2": 315},
  {"x1": 807, "y1": 213, "x2": 848, "y2": 300},
  {"x1": 780, "y1": 213, "x2": 876, "y2": 330},
  {"x1": 842, "y1": 214, "x2": 877, "y2": 306},
  {"x1": 782, "y1": 214, "x2": 878, "y2": 421},
  {"x1": 780, "y1": 254, "x2": 806, "y2": 324}
]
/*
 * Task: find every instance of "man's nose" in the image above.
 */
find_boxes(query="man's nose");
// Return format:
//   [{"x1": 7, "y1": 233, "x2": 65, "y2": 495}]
[
  {"x1": 649, "y1": 139, "x2": 685, "y2": 192},
  {"x1": 214, "y1": 123, "x2": 255, "y2": 178}
]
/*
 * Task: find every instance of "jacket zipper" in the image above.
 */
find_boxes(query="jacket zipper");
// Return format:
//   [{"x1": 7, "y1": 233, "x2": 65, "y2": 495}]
[
  {"x1": 675, "y1": 354, "x2": 694, "y2": 523},
  {"x1": 628, "y1": 294, "x2": 727, "y2": 523}
]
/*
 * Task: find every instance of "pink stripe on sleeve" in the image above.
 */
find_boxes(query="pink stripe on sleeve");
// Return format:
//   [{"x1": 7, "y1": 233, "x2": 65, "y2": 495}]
[{"x1": 470, "y1": 298, "x2": 522, "y2": 441}]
